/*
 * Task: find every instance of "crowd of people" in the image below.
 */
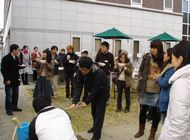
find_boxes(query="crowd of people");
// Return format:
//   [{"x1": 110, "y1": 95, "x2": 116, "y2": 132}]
[{"x1": 1, "y1": 39, "x2": 190, "y2": 140}]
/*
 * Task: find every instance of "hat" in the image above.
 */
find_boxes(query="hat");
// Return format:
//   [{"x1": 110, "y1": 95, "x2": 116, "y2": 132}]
[
  {"x1": 81, "y1": 49, "x2": 88, "y2": 54},
  {"x1": 79, "y1": 57, "x2": 93, "y2": 69}
]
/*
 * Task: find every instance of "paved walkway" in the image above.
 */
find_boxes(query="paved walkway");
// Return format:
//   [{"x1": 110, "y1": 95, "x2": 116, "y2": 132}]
[{"x1": 0, "y1": 74, "x2": 161, "y2": 140}]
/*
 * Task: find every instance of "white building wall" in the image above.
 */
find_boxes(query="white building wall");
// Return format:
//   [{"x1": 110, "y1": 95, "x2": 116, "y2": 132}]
[{"x1": 4, "y1": 0, "x2": 182, "y2": 60}]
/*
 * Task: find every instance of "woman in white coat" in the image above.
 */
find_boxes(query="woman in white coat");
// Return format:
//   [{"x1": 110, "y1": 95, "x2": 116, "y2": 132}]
[{"x1": 159, "y1": 40, "x2": 190, "y2": 140}]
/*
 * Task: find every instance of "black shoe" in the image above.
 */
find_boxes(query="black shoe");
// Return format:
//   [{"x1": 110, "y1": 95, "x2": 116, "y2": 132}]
[
  {"x1": 87, "y1": 127, "x2": 94, "y2": 133},
  {"x1": 116, "y1": 108, "x2": 121, "y2": 112},
  {"x1": 7, "y1": 111, "x2": 13, "y2": 116},
  {"x1": 124, "y1": 109, "x2": 130, "y2": 113},
  {"x1": 12, "y1": 108, "x2": 22, "y2": 112}
]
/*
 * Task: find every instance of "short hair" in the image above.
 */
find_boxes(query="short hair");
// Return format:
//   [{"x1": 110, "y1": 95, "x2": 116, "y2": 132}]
[
  {"x1": 10, "y1": 44, "x2": 19, "y2": 52},
  {"x1": 34, "y1": 47, "x2": 38, "y2": 50},
  {"x1": 61, "y1": 48, "x2": 65, "y2": 52},
  {"x1": 67, "y1": 45, "x2": 74, "y2": 51},
  {"x1": 32, "y1": 96, "x2": 52, "y2": 113},
  {"x1": 79, "y1": 57, "x2": 93, "y2": 69},
  {"x1": 101, "y1": 41, "x2": 109, "y2": 49},
  {"x1": 51, "y1": 45, "x2": 58, "y2": 51},
  {"x1": 172, "y1": 40, "x2": 190, "y2": 69},
  {"x1": 23, "y1": 45, "x2": 28, "y2": 49}
]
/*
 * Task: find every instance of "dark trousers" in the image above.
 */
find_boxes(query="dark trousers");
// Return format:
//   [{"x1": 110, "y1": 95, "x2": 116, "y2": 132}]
[
  {"x1": 91, "y1": 97, "x2": 107, "y2": 139},
  {"x1": 21, "y1": 73, "x2": 28, "y2": 84},
  {"x1": 33, "y1": 70, "x2": 37, "y2": 82},
  {"x1": 117, "y1": 80, "x2": 131, "y2": 110},
  {"x1": 139, "y1": 104, "x2": 160, "y2": 128},
  {"x1": 106, "y1": 76, "x2": 110, "y2": 100},
  {"x1": 5, "y1": 85, "x2": 19, "y2": 112},
  {"x1": 65, "y1": 72, "x2": 74, "y2": 98}
]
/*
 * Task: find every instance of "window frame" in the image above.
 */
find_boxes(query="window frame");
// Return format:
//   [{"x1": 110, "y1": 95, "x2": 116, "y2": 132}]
[
  {"x1": 164, "y1": 0, "x2": 173, "y2": 12},
  {"x1": 72, "y1": 36, "x2": 81, "y2": 52},
  {"x1": 131, "y1": 0, "x2": 142, "y2": 7},
  {"x1": 94, "y1": 38, "x2": 102, "y2": 53}
]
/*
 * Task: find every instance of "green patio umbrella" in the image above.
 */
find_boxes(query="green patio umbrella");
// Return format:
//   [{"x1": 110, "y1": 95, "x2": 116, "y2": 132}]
[
  {"x1": 148, "y1": 32, "x2": 179, "y2": 42},
  {"x1": 94, "y1": 27, "x2": 132, "y2": 55}
]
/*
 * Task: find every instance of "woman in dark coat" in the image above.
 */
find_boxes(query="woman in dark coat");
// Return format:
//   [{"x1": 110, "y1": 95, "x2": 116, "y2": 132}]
[{"x1": 134, "y1": 40, "x2": 164, "y2": 140}]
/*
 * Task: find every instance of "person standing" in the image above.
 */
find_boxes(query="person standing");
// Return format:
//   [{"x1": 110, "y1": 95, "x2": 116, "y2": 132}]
[
  {"x1": 50, "y1": 46, "x2": 62, "y2": 97},
  {"x1": 70, "y1": 57, "x2": 109, "y2": 140},
  {"x1": 33, "y1": 49, "x2": 54, "y2": 97},
  {"x1": 63, "y1": 45, "x2": 78, "y2": 100},
  {"x1": 159, "y1": 41, "x2": 190, "y2": 140},
  {"x1": 31, "y1": 47, "x2": 41, "y2": 83},
  {"x1": 153, "y1": 48, "x2": 175, "y2": 124},
  {"x1": 1, "y1": 44, "x2": 23, "y2": 115},
  {"x1": 20, "y1": 45, "x2": 31, "y2": 85},
  {"x1": 114, "y1": 52, "x2": 133, "y2": 113},
  {"x1": 134, "y1": 39, "x2": 164, "y2": 140},
  {"x1": 95, "y1": 41, "x2": 114, "y2": 104},
  {"x1": 58, "y1": 48, "x2": 66, "y2": 83}
]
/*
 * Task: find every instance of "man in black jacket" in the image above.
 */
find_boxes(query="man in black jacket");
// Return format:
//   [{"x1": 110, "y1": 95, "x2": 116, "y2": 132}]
[
  {"x1": 71, "y1": 57, "x2": 109, "y2": 140},
  {"x1": 95, "y1": 41, "x2": 114, "y2": 104},
  {"x1": 63, "y1": 45, "x2": 78, "y2": 100},
  {"x1": 1, "y1": 44, "x2": 24, "y2": 115}
]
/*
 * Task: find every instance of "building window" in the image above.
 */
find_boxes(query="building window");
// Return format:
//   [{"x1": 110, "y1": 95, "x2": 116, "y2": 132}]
[
  {"x1": 183, "y1": 12, "x2": 188, "y2": 23},
  {"x1": 133, "y1": 40, "x2": 139, "y2": 62},
  {"x1": 131, "y1": 0, "x2": 142, "y2": 6},
  {"x1": 183, "y1": 24, "x2": 188, "y2": 35},
  {"x1": 183, "y1": 0, "x2": 188, "y2": 12},
  {"x1": 115, "y1": 40, "x2": 121, "y2": 57},
  {"x1": 164, "y1": 0, "x2": 173, "y2": 11},
  {"x1": 95, "y1": 38, "x2": 102, "y2": 52},
  {"x1": 132, "y1": 0, "x2": 141, "y2": 3},
  {"x1": 72, "y1": 37, "x2": 80, "y2": 52},
  {"x1": 165, "y1": 42, "x2": 171, "y2": 50},
  {"x1": 183, "y1": 36, "x2": 187, "y2": 40}
]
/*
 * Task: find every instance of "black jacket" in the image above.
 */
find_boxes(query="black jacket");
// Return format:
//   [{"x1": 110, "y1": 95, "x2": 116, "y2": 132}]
[
  {"x1": 73, "y1": 65, "x2": 109, "y2": 105},
  {"x1": 95, "y1": 52, "x2": 114, "y2": 76},
  {"x1": 1, "y1": 53, "x2": 22, "y2": 86},
  {"x1": 52, "y1": 54, "x2": 62, "y2": 75},
  {"x1": 63, "y1": 52, "x2": 78, "y2": 73}
]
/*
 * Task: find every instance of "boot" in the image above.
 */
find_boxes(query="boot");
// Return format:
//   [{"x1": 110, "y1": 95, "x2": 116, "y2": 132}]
[
  {"x1": 148, "y1": 127, "x2": 157, "y2": 140},
  {"x1": 134, "y1": 124, "x2": 145, "y2": 138}
]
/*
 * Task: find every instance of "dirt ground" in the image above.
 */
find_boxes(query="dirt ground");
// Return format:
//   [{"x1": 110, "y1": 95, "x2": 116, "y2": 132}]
[{"x1": 28, "y1": 86, "x2": 162, "y2": 140}]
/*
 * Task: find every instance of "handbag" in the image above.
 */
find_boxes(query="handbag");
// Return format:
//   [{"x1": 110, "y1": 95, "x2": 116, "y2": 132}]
[{"x1": 112, "y1": 66, "x2": 125, "y2": 84}]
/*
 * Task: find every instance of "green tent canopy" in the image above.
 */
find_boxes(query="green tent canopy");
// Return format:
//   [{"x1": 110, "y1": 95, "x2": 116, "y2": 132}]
[
  {"x1": 148, "y1": 32, "x2": 179, "y2": 42},
  {"x1": 94, "y1": 27, "x2": 132, "y2": 39}
]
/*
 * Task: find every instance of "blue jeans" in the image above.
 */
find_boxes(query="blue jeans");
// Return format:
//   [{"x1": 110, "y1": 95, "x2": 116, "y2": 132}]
[{"x1": 5, "y1": 85, "x2": 19, "y2": 112}]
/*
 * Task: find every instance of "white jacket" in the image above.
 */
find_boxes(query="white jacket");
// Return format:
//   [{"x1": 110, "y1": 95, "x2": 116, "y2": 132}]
[{"x1": 159, "y1": 65, "x2": 190, "y2": 140}]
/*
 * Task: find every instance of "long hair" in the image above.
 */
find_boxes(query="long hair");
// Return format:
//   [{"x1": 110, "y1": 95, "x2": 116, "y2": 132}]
[
  {"x1": 150, "y1": 39, "x2": 164, "y2": 68},
  {"x1": 172, "y1": 40, "x2": 190, "y2": 70},
  {"x1": 43, "y1": 49, "x2": 52, "y2": 63},
  {"x1": 118, "y1": 52, "x2": 130, "y2": 63}
]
